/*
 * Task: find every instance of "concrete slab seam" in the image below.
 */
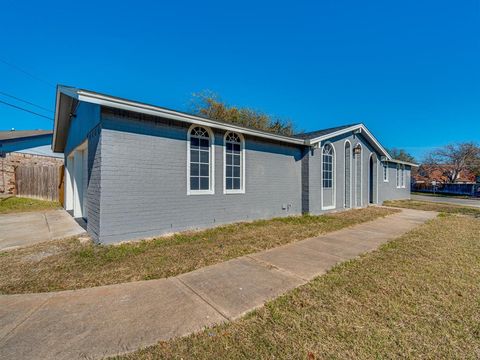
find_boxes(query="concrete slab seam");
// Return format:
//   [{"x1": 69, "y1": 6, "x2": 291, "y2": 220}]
[
  {"x1": 173, "y1": 277, "x2": 231, "y2": 322},
  {"x1": 0, "y1": 294, "x2": 53, "y2": 345},
  {"x1": 244, "y1": 255, "x2": 309, "y2": 283}
]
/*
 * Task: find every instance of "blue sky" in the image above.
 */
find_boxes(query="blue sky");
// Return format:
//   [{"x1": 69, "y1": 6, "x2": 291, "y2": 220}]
[{"x1": 0, "y1": 0, "x2": 478, "y2": 160}]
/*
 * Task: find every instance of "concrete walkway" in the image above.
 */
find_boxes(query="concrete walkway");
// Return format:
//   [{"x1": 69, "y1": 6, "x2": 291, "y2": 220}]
[
  {"x1": 0, "y1": 210, "x2": 86, "y2": 251},
  {"x1": 0, "y1": 208, "x2": 436, "y2": 359},
  {"x1": 412, "y1": 194, "x2": 480, "y2": 208}
]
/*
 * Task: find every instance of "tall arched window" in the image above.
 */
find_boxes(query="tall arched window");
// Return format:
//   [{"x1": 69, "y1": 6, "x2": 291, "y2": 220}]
[
  {"x1": 322, "y1": 143, "x2": 334, "y2": 188},
  {"x1": 396, "y1": 164, "x2": 401, "y2": 188},
  {"x1": 188, "y1": 126, "x2": 214, "y2": 194},
  {"x1": 224, "y1": 132, "x2": 245, "y2": 193}
]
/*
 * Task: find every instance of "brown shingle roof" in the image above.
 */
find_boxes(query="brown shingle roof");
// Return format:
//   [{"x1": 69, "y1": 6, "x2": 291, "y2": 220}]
[{"x1": 0, "y1": 130, "x2": 52, "y2": 141}]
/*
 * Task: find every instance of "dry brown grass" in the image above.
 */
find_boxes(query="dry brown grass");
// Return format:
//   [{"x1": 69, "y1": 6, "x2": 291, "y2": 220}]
[
  {"x1": 115, "y1": 214, "x2": 480, "y2": 360},
  {"x1": 384, "y1": 199, "x2": 480, "y2": 217},
  {"x1": 0, "y1": 207, "x2": 396, "y2": 294}
]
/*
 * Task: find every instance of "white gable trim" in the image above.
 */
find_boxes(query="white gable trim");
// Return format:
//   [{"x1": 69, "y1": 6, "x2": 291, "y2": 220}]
[{"x1": 306, "y1": 124, "x2": 391, "y2": 160}]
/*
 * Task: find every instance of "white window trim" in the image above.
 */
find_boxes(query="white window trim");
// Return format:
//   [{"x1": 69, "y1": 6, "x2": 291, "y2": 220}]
[
  {"x1": 369, "y1": 153, "x2": 379, "y2": 205},
  {"x1": 401, "y1": 164, "x2": 406, "y2": 188},
  {"x1": 396, "y1": 164, "x2": 401, "y2": 188},
  {"x1": 354, "y1": 143, "x2": 363, "y2": 208},
  {"x1": 223, "y1": 131, "x2": 246, "y2": 194},
  {"x1": 321, "y1": 141, "x2": 336, "y2": 210},
  {"x1": 383, "y1": 161, "x2": 389, "y2": 182},
  {"x1": 344, "y1": 140, "x2": 352, "y2": 208},
  {"x1": 187, "y1": 124, "x2": 215, "y2": 195}
]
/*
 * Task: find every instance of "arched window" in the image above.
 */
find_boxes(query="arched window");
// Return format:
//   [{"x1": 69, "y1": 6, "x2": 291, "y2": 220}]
[
  {"x1": 396, "y1": 164, "x2": 401, "y2": 188},
  {"x1": 188, "y1": 126, "x2": 214, "y2": 194},
  {"x1": 224, "y1": 132, "x2": 245, "y2": 193},
  {"x1": 322, "y1": 143, "x2": 334, "y2": 188}
]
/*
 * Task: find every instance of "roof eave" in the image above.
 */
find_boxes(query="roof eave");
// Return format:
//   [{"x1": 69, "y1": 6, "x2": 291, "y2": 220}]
[
  {"x1": 388, "y1": 159, "x2": 419, "y2": 167},
  {"x1": 75, "y1": 89, "x2": 305, "y2": 145},
  {"x1": 52, "y1": 85, "x2": 79, "y2": 153},
  {"x1": 307, "y1": 124, "x2": 392, "y2": 159}
]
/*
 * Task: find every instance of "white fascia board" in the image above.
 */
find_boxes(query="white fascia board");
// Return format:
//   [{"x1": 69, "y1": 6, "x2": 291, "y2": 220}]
[
  {"x1": 52, "y1": 87, "x2": 61, "y2": 151},
  {"x1": 305, "y1": 125, "x2": 361, "y2": 145},
  {"x1": 75, "y1": 90, "x2": 305, "y2": 146},
  {"x1": 360, "y1": 125, "x2": 392, "y2": 159},
  {"x1": 306, "y1": 124, "x2": 392, "y2": 159}
]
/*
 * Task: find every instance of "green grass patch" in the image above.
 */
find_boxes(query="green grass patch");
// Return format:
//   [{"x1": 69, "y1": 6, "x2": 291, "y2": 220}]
[
  {"x1": 0, "y1": 196, "x2": 60, "y2": 214},
  {"x1": 412, "y1": 191, "x2": 474, "y2": 199},
  {"x1": 115, "y1": 215, "x2": 480, "y2": 359},
  {"x1": 0, "y1": 207, "x2": 396, "y2": 294},
  {"x1": 384, "y1": 199, "x2": 480, "y2": 217}
]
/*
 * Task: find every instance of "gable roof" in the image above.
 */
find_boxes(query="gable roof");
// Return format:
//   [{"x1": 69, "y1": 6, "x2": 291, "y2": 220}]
[
  {"x1": 53, "y1": 85, "x2": 395, "y2": 161},
  {"x1": 295, "y1": 124, "x2": 360, "y2": 139},
  {"x1": 0, "y1": 130, "x2": 52, "y2": 142}
]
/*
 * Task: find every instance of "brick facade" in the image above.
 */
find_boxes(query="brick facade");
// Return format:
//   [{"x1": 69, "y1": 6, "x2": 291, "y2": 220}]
[{"x1": 0, "y1": 152, "x2": 64, "y2": 195}]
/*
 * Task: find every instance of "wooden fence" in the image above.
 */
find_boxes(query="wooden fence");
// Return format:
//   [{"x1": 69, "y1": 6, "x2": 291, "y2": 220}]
[{"x1": 15, "y1": 164, "x2": 64, "y2": 202}]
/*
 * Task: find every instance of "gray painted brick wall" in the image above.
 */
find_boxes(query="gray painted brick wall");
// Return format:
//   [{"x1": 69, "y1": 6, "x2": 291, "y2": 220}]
[
  {"x1": 305, "y1": 132, "x2": 411, "y2": 213},
  {"x1": 378, "y1": 162, "x2": 411, "y2": 202},
  {"x1": 86, "y1": 125, "x2": 102, "y2": 241},
  {"x1": 64, "y1": 102, "x2": 412, "y2": 244}
]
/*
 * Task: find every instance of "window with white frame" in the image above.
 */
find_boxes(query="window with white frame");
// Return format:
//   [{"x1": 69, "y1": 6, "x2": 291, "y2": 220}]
[
  {"x1": 383, "y1": 162, "x2": 389, "y2": 182},
  {"x1": 189, "y1": 126, "x2": 213, "y2": 193},
  {"x1": 401, "y1": 164, "x2": 405, "y2": 188},
  {"x1": 224, "y1": 132, "x2": 244, "y2": 193},
  {"x1": 322, "y1": 144, "x2": 334, "y2": 188},
  {"x1": 396, "y1": 164, "x2": 401, "y2": 188}
]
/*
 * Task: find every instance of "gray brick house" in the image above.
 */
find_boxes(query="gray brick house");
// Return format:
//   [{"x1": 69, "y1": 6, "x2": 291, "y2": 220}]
[{"x1": 53, "y1": 86, "x2": 415, "y2": 244}]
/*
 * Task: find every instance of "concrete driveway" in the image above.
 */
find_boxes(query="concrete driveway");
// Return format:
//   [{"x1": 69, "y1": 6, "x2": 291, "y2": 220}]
[
  {"x1": 0, "y1": 210, "x2": 86, "y2": 251},
  {"x1": 412, "y1": 194, "x2": 480, "y2": 208}
]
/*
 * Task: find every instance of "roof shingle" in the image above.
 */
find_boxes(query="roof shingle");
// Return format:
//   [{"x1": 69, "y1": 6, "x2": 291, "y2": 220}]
[
  {"x1": 0, "y1": 130, "x2": 52, "y2": 141},
  {"x1": 294, "y1": 123, "x2": 360, "y2": 140}
]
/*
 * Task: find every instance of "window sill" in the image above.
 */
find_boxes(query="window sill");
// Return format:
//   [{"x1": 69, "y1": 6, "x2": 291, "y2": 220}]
[
  {"x1": 322, "y1": 205, "x2": 336, "y2": 210},
  {"x1": 224, "y1": 189, "x2": 245, "y2": 195},
  {"x1": 187, "y1": 190, "x2": 215, "y2": 195}
]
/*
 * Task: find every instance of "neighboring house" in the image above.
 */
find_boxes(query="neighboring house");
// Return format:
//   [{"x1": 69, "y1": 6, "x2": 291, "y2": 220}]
[
  {"x1": 52, "y1": 86, "x2": 416, "y2": 244},
  {"x1": 412, "y1": 164, "x2": 479, "y2": 197},
  {"x1": 0, "y1": 130, "x2": 63, "y2": 195},
  {"x1": 414, "y1": 164, "x2": 476, "y2": 185}
]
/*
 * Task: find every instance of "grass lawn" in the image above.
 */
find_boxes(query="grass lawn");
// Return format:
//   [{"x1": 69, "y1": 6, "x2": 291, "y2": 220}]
[
  {"x1": 0, "y1": 196, "x2": 60, "y2": 214},
  {"x1": 0, "y1": 207, "x2": 396, "y2": 294},
  {"x1": 115, "y1": 213, "x2": 480, "y2": 360},
  {"x1": 412, "y1": 191, "x2": 476, "y2": 199},
  {"x1": 385, "y1": 199, "x2": 480, "y2": 217}
]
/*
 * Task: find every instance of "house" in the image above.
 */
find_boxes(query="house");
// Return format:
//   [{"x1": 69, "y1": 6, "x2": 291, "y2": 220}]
[
  {"x1": 0, "y1": 130, "x2": 63, "y2": 195},
  {"x1": 413, "y1": 164, "x2": 476, "y2": 185},
  {"x1": 412, "y1": 164, "x2": 479, "y2": 197},
  {"x1": 52, "y1": 86, "x2": 416, "y2": 244}
]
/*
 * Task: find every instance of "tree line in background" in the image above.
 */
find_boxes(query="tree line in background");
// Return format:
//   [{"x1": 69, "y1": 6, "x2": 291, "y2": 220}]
[{"x1": 191, "y1": 92, "x2": 479, "y2": 184}]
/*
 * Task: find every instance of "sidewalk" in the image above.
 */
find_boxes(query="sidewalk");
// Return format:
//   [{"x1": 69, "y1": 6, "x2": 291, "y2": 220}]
[{"x1": 0, "y1": 208, "x2": 436, "y2": 359}]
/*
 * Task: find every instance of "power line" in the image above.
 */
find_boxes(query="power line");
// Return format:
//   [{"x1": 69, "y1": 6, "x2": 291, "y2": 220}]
[
  {"x1": 0, "y1": 58, "x2": 55, "y2": 88},
  {"x1": 0, "y1": 99, "x2": 53, "y2": 120},
  {"x1": 0, "y1": 90, "x2": 53, "y2": 113}
]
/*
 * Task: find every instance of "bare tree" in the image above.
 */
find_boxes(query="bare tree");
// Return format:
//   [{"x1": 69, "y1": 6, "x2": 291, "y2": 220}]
[{"x1": 424, "y1": 142, "x2": 480, "y2": 183}]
